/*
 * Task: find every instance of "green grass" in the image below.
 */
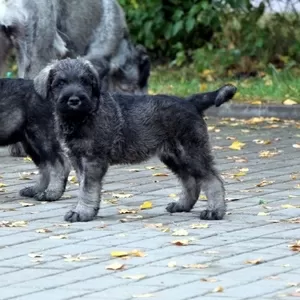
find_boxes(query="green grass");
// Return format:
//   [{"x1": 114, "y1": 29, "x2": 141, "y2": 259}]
[{"x1": 149, "y1": 65, "x2": 300, "y2": 104}]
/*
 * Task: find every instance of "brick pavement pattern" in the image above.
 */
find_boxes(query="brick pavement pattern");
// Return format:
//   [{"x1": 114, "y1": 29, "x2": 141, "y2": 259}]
[{"x1": 0, "y1": 116, "x2": 299, "y2": 300}]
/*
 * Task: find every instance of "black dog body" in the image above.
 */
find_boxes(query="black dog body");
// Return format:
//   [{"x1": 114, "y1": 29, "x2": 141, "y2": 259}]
[
  {"x1": 0, "y1": 79, "x2": 70, "y2": 201},
  {"x1": 34, "y1": 58, "x2": 237, "y2": 222}
]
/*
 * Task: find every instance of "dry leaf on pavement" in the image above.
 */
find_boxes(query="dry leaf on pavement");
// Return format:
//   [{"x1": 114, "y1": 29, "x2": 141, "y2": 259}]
[
  {"x1": 229, "y1": 141, "x2": 246, "y2": 150},
  {"x1": 171, "y1": 240, "x2": 189, "y2": 246},
  {"x1": 189, "y1": 223, "x2": 209, "y2": 229},
  {"x1": 106, "y1": 262, "x2": 125, "y2": 271},
  {"x1": 183, "y1": 264, "x2": 209, "y2": 269},
  {"x1": 49, "y1": 235, "x2": 68, "y2": 239},
  {"x1": 36, "y1": 228, "x2": 52, "y2": 233},
  {"x1": 289, "y1": 241, "x2": 300, "y2": 252},
  {"x1": 19, "y1": 201, "x2": 35, "y2": 207},
  {"x1": 245, "y1": 258, "x2": 264, "y2": 265},
  {"x1": 122, "y1": 274, "x2": 146, "y2": 280},
  {"x1": 140, "y1": 201, "x2": 153, "y2": 210},
  {"x1": 172, "y1": 229, "x2": 189, "y2": 236},
  {"x1": 213, "y1": 286, "x2": 224, "y2": 293}
]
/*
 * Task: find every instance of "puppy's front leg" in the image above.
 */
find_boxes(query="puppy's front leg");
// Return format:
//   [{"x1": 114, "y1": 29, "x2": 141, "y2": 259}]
[{"x1": 64, "y1": 158, "x2": 108, "y2": 222}]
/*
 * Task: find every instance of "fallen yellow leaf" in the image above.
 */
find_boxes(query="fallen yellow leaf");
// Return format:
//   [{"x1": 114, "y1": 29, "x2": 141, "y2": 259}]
[
  {"x1": 118, "y1": 209, "x2": 138, "y2": 214},
  {"x1": 172, "y1": 229, "x2": 189, "y2": 236},
  {"x1": 28, "y1": 253, "x2": 43, "y2": 258},
  {"x1": 140, "y1": 201, "x2": 153, "y2": 210},
  {"x1": 256, "y1": 180, "x2": 274, "y2": 187},
  {"x1": 293, "y1": 143, "x2": 300, "y2": 149},
  {"x1": 131, "y1": 250, "x2": 147, "y2": 257},
  {"x1": 281, "y1": 204, "x2": 300, "y2": 209},
  {"x1": 23, "y1": 156, "x2": 32, "y2": 162},
  {"x1": 229, "y1": 141, "x2": 246, "y2": 150},
  {"x1": 36, "y1": 228, "x2": 52, "y2": 233},
  {"x1": 168, "y1": 193, "x2": 178, "y2": 198},
  {"x1": 122, "y1": 274, "x2": 146, "y2": 280},
  {"x1": 111, "y1": 251, "x2": 129, "y2": 258},
  {"x1": 63, "y1": 255, "x2": 98, "y2": 262},
  {"x1": 152, "y1": 173, "x2": 169, "y2": 177},
  {"x1": 168, "y1": 261, "x2": 177, "y2": 268},
  {"x1": 105, "y1": 262, "x2": 125, "y2": 271},
  {"x1": 245, "y1": 258, "x2": 264, "y2": 265},
  {"x1": 189, "y1": 223, "x2": 209, "y2": 229},
  {"x1": 259, "y1": 150, "x2": 280, "y2": 158},
  {"x1": 289, "y1": 240, "x2": 300, "y2": 252},
  {"x1": 257, "y1": 212, "x2": 270, "y2": 216},
  {"x1": 68, "y1": 175, "x2": 78, "y2": 184},
  {"x1": 201, "y1": 278, "x2": 217, "y2": 282},
  {"x1": 213, "y1": 286, "x2": 224, "y2": 293},
  {"x1": 19, "y1": 172, "x2": 33, "y2": 180},
  {"x1": 171, "y1": 240, "x2": 189, "y2": 246},
  {"x1": 112, "y1": 193, "x2": 133, "y2": 199},
  {"x1": 145, "y1": 166, "x2": 159, "y2": 170},
  {"x1": 49, "y1": 235, "x2": 68, "y2": 239},
  {"x1": 283, "y1": 99, "x2": 298, "y2": 105},
  {"x1": 0, "y1": 220, "x2": 28, "y2": 228},
  {"x1": 183, "y1": 264, "x2": 209, "y2": 269},
  {"x1": 19, "y1": 201, "x2": 35, "y2": 207}
]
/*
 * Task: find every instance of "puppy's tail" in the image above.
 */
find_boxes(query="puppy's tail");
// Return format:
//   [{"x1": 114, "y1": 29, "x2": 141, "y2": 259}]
[{"x1": 187, "y1": 84, "x2": 237, "y2": 114}]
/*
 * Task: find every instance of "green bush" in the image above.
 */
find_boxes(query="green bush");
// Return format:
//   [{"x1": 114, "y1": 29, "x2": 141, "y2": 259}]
[{"x1": 120, "y1": 0, "x2": 300, "y2": 74}]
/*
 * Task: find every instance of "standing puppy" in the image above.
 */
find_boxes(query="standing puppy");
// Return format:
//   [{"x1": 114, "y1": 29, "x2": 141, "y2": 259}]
[{"x1": 34, "y1": 58, "x2": 237, "y2": 223}]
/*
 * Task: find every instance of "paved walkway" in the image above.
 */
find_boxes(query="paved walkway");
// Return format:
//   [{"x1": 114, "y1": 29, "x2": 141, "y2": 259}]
[{"x1": 0, "y1": 116, "x2": 299, "y2": 300}]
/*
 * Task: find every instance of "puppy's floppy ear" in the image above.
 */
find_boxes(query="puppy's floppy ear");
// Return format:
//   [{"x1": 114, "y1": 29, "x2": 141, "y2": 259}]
[
  {"x1": 33, "y1": 64, "x2": 55, "y2": 99},
  {"x1": 82, "y1": 59, "x2": 102, "y2": 99}
]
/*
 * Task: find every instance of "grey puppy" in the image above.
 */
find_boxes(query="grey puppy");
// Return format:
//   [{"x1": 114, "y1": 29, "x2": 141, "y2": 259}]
[
  {"x1": 34, "y1": 58, "x2": 237, "y2": 223},
  {"x1": 0, "y1": 78, "x2": 70, "y2": 201},
  {"x1": 0, "y1": 0, "x2": 150, "y2": 157}
]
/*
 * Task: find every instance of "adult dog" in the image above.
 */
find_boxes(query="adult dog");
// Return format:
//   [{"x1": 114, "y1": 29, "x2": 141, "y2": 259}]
[
  {"x1": 0, "y1": 0, "x2": 150, "y2": 93},
  {"x1": 0, "y1": 78, "x2": 70, "y2": 201},
  {"x1": 34, "y1": 58, "x2": 237, "y2": 223}
]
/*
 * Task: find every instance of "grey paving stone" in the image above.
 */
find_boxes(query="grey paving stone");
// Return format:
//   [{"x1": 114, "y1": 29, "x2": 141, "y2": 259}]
[{"x1": 0, "y1": 118, "x2": 299, "y2": 300}]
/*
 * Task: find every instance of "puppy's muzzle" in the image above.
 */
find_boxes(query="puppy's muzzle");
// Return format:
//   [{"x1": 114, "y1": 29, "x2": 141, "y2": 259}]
[{"x1": 68, "y1": 96, "x2": 81, "y2": 108}]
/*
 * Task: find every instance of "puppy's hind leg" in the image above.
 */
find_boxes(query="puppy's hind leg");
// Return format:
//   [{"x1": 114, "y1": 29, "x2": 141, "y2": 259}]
[
  {"x1": 200, "y1": 168, "x2": 226, "y2": 220},
  {"x1": 161, "y1": 154, "x2": 201, "y2": 213}
]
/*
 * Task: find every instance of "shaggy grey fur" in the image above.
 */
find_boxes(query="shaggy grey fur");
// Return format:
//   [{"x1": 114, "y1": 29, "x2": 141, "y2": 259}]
[
  {"x1": 0, "y1": 0, "x2": 150, "y2": 92},
  {"x1": 34, "y1": 58, "x2": 237, "y2": 223},
  {"x1": 0, "y1": 0, "x2": 150, "y2": 157},
  {"x1": 0, "y1": 78, "x2": 70, "y2": 201}
]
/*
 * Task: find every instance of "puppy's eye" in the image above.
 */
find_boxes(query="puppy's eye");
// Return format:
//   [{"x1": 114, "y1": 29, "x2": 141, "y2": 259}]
[
  {"x1": 53, "y1": 79, "x2": 67, "y2": 88},
  {"x1": 80, "y1": 76, "x2": 90, "y2": 86}
]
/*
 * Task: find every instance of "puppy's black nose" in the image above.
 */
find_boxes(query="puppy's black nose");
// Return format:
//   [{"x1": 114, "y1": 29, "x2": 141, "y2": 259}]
[{"x1": 68, "y1": 96, "x2": 81, "y2": 107}]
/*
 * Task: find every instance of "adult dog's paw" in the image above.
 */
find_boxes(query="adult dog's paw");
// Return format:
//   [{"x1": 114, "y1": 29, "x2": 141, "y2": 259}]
[
  {"x1": 200, "y1": 209, "x2": 225, "y2": 220},
  {"x1": 166, "y1": 202, "x2": 190, "y2": 213},
  {"x1": 64, "y1": 206, "x2": 99, "y2": 222},
  {"x1": 19, "y1": 186, "x2": 38, "y2": 198}
]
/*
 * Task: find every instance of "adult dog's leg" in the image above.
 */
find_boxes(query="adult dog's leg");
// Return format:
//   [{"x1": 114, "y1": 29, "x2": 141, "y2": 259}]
[{"x1": 64, "y1": 158, "x2": 108, "y2": 222}]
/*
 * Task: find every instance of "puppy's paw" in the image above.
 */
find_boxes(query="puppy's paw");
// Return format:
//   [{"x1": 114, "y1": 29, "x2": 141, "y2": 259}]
[
  {"x1": 166, "y1": 202, "x2": 190, "y2": 213},
  {"x1": 19, "y1": 186, "x2": 38, "y2": 198},
  {"x1": 200, "y1": 209, "x2": 225, "y2": 220},
  {"x1": 33, "y1": 190, "x2": 63, "y2": 202},
  {"x1": 64, "y1": 206, "x2": 99, "y2": 223}
]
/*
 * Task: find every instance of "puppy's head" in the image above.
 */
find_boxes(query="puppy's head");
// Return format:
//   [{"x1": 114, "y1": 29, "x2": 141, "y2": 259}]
[{"x1": 34, "y1": 58, "x2": 100, "y2": 118}]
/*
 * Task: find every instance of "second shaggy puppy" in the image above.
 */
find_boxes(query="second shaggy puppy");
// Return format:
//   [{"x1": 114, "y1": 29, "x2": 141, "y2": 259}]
[{"x1": 34, "y1": 58, "x2": 237, "y2": 223}]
